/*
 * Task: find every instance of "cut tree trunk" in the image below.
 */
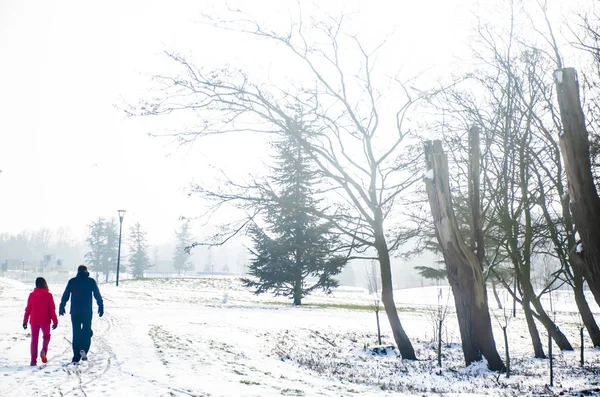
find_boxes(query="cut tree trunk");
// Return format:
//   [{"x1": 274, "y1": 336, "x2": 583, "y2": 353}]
[
  {"x1": 555, "y1": 67, "x2": 600, "y2": 308},
  {"x1": 558, "y1": 181, "x2": 600, "y2": 346},
  {"x1": 424, "y1": 139, "x2": 504, "y2": 371}
]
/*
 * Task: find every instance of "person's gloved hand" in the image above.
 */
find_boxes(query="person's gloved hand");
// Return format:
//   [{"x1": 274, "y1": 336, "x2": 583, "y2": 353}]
[
  {"x1": 98, "y1": 307, "x2": 104, "y2": 317},
  {"x1": 23, "y1": 323, "x2": 27, "y2": 330},
  {"x1": 59, "y1": 306, "x2": 65, "y2": 316},
  {"x1": 52, "y1": 324, "x2": 57, "y2": 330}
]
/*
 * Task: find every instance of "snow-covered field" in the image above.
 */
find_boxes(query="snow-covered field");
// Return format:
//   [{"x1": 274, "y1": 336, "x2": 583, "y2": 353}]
[{"x1": 1, "y1": 275, "x2": 600, "y2": 396}]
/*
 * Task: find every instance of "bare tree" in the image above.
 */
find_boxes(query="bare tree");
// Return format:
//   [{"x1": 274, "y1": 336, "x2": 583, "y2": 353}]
[
  {"x1": 533, "y1": 5, "x2": 600, "y2": 348},
  {"x1": 424, "y1": 286, "x2": 451, "y2": 368},
  {"x1": 365, "y1": 260, "x2": 382, "y2": 345},
  {"x1": 424, "y1": 7, "x2": 585, "y2": 355},
  {"x1": 492, "y1": 291, "x2": 514, "y2": 378},
  {"x1": 130, "y1": 11, "x2": 429, "y2": 359},
  {"x1": 572, "y1": 311, "x2": 586, "y2": 367}
]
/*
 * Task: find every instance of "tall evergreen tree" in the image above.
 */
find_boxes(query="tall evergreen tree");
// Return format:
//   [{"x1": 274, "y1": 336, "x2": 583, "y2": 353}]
[
  {"x1": 242, "y1": 133, "x2": 347, "y2": 305},
  {"x1": 85, "y1": 217, "x2": 119, "y2": 282},
  {"x1": 173, "y1": 222, "x2": 193, "y2": 275},
  {"x1": 102, "y1": 218, "x2": 119, "y2": 283},
  {"x1": 128, "y1": 222, "x2": 152, "y2": 278},
  {"x1": 85, "y1": 218, "x2": 106, "y2": 281}
]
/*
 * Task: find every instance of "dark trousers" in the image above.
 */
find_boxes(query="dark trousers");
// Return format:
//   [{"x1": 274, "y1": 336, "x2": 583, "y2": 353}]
[{"x1": 70, "y1": 313, "x2": 93, "y2": 361}]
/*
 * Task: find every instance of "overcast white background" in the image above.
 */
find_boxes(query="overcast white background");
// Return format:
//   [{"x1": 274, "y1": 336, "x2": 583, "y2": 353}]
[{"x1": 0, "y1": 0, "x2": 589, "y2": 247}]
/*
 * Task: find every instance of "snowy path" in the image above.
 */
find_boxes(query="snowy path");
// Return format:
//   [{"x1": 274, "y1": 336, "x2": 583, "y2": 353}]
[
  {"x1": 0, "y1": 277, "x2": 395, "y2": 397},
  {"x1": 3, "y1": 276, "x2": 600, "y2": 396},
  {"x1": 0, "y1": 278, "x2": 166, "y2": 396}
]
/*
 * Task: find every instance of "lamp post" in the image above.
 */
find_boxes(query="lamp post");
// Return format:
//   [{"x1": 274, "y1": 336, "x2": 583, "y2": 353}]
[{"x1": 116, "y1": 210, "x2": 126, "y2": 287}]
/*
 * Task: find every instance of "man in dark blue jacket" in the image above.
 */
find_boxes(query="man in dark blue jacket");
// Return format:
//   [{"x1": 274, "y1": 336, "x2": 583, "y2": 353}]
[{"x1": 59, "y1": 264, "x2": 104, "y2": 363}]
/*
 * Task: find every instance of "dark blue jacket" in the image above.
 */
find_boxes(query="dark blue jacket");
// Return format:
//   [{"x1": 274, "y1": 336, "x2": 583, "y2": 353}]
[{"x1": 59, "y1": 269, "x2": 103, "y2": 316}]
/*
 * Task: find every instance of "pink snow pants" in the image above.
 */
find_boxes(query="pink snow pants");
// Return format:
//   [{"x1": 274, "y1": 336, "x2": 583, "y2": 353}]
[{"x1": 30, "y1": 325, "x2": 51, "y2": 363}]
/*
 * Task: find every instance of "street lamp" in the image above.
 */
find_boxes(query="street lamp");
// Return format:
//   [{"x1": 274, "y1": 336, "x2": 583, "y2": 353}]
[{"x1": 116, "y1": 209, "x2": 126, "y2": 287}]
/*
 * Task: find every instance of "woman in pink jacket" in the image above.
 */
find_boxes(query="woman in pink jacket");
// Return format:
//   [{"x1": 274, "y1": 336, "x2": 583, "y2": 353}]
[{"x1": 23, "y1": 277, "x2": 58, "y2": 366}]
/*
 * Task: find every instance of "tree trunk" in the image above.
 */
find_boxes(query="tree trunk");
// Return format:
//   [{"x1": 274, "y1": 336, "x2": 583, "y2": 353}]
[
  {"x1": 293, "y1": 248, "x2": 302, "y2": 306},
  {"x1": 549, "y1": 329, "x2": 554, "y2": 386},
  {"x1": 375, "y1": 236, "x2": 416, "y2": 360},
  {"x1": 571, "y1": 252, "x2": 600, "y2": 347},
  {"x1": 518, "y1": 269, "x2": 573, "y2": 351},
  {"x1": 555, "y1": 67, "x2": 600, "y2": 307},
  {"x1": 424, "y1": 139, "x2": 504, "y2": 371},
  {"x1": 529, "y1": 293, "x2": 573, "y2": 351},
  {"x1": 438, "y1": 319, "x2": 443, "y2": 367},
  {"x1": 492, "y1": 280, "x2": 503, "y2": 310},
  {"x1": 522, "y1": 292, "x2": 546, "y2": 358},
  {"x1": 468, "y1": 127, "x2": 485, "y2": 265},
  {"x1": 293, "y1": 277, "x2": 302, "y2": 306},
  {"x1": 558, "y1": 173, "x2": 600, "y2": 346},
  {"x1": 581, "y1": 327, "x2": 585, "y2": 366},
  {"x1": 574, "y1": 284, "x2": 600, "y2": 347},
  {"x1": 503, "y1": 326, "x2": 510, "y2": 378},
  {"x1": 375, "y1": 310, "x2": 382, "y2": 345}
]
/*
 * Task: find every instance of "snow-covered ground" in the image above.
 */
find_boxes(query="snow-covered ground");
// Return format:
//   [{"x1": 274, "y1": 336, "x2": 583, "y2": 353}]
[{"x1": 1, "y1": 275, "x2": 600, "y2": 396}]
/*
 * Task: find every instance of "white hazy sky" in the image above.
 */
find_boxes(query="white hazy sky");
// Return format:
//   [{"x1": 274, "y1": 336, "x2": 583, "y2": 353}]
[{"x1": 0, "y1": 0, "x2": 591, "y2": 246}]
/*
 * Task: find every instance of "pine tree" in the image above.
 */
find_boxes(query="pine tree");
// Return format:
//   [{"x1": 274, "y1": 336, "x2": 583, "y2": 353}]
[
  {"x1": 173, "y1": 221, "x2": 193, "y2": 275},
  {"x1": 84, "y1": 217, "x2": 119, "y2": 282},
  {"x1": 128, "y1": 222, "x2": 152, "y2": 278},
  {"x1": 85, "y1": 218, "x2": 106, "y2": 281},
  {"x1": 242, "y1": 133, "x2": 347, "y2": 305},
  {"x1": 101, "y1": 218, "x2": 119, "y2": 283}
]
